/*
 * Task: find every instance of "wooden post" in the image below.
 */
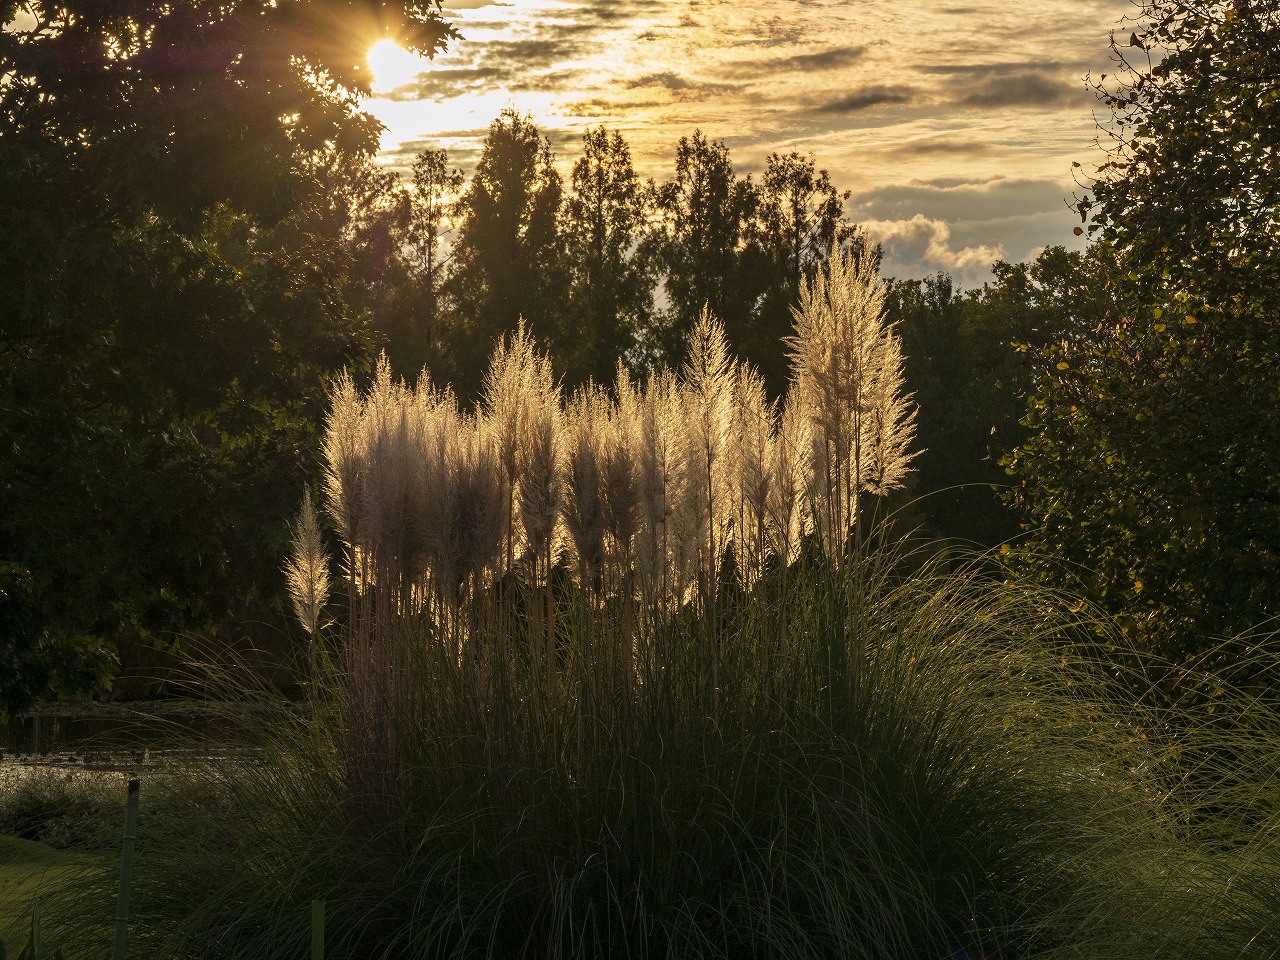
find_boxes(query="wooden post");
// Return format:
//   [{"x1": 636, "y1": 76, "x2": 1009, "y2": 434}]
[
  {"x1": 112, "y1": 778, "x2": 140, "y2": 960},
  {"x1": 311, "y1": 899, "x2": 325, "y2": 960}
]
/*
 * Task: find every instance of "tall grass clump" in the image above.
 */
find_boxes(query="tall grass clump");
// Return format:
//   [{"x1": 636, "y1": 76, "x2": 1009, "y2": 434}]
[
  {"x1": 53, "y1": 546, "x2": 1280, "y2": 960},
  {"x1": 41, "y1": 251, "x2": 1280, "y2": 959}
]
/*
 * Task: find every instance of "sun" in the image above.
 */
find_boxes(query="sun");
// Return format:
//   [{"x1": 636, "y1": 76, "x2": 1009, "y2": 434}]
[{"x1": 367, "y1": 39, "x2": 427, "y2": 95}]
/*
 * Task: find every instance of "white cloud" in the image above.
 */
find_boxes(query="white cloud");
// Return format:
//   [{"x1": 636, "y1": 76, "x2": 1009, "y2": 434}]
[{"x1": 861, "y1": 215, "x2": 1004, "y2": 285}]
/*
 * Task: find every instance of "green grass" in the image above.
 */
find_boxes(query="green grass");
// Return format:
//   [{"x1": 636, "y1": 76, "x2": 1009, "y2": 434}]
[
  {"x1": 0, "y1": 767, "x2": 154, "y2": 959},
  {"x1": 0, "y1": 835, "x2": 107, "y2": 956},
  {"x1": 14, "y1": 546, "x2": 1280, "y2": 959}
]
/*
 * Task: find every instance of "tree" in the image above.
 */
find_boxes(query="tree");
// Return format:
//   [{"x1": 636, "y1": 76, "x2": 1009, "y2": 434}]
[
  {"x1": 887, "y1": 249, "x2": 1109, "y2": 547},
  {"x1": 647, "y1": 131, "x2": 759, "y2": 369},
  {"x1": 1008, "y1": 0, "x2": 1279, "y2": 665},
  {"x1": 447, "y1": 109, "x2": 567, "y2": 402},
  {"x1": 310, "y1": 148, "x2": 417, "y2": 350},
  {"x1": 750, "y1": 152, "x2": 853, "y2": 396},
  {"x1": 561, "y1": 127, "x2": 654, "y2": 388},
  {"x1": 403, "y1": 147, "x2": 465, "y2": 378},
  {"x1": 0, "y1": 1, "x2": 454, "y2": 220},
  {"x1": 0, "y1": 0, "x2": 455, "y2": 717}
]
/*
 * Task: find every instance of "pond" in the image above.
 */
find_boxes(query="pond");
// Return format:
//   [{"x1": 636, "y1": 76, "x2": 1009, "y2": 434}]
[{"x1": 0, "y1": 701, "x2": 251, "y2": 772}]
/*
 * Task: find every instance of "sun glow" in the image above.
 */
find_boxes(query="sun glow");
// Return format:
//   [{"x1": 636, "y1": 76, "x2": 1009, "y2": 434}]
[{"x1": 367, "y1": 39, "x2": 427, "y2": 96}]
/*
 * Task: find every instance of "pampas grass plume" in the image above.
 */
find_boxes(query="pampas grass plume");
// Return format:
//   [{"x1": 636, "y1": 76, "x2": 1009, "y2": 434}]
[
  {"x1": 285, "y1": 486, "x2": 330, "y2": 638},
  {"x1": 732, "y1": 361, "x2": 774, "y2": 584},
  {"x1": 786, "y1": 241, "x2": 916, "y2": 561}
]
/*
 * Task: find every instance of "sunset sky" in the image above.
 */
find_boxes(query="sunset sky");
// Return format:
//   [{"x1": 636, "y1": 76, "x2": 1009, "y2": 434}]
[{"x1": 364, "y1": 0, "x2": 1136, "y2": 284}]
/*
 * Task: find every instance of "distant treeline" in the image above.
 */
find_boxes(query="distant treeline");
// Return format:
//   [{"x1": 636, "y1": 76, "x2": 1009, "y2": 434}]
[
  {"x1": 0, "y1": 98, "x2": 1095, "y2": 716},
  {"x1": 330, "y1": 111, "x2": 1098, "y2": 546},
  {"x1": 4, "y1": 0, "x2": 1274, "y2": 716},
  {"x1": 334, "y1": 111, "x2": 859, "y2": 403}
]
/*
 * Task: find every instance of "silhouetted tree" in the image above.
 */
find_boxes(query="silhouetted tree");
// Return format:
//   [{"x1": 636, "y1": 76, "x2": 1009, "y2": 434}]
[
  {"x1": 647, "y1": 131, "x2": 759, "y2": 368},
  {"x1": 447, "y1": 109, "x2": 567, "y2": 401},
  {"x1": 886, "y1": 249, "x2": 1106, "y2": 547},
  {"x1": 561, "y1": 127, "x2": 654, "y2": 388},
  {"x1": 1008, "y1": 0, "x2": 1279, "y2": 665},
  {"x1": 0, "y1": 0, "x2": 455, "y2": 716},
  {"x1": 402, "y1": 148, "x2": 465, "y2": 379}
]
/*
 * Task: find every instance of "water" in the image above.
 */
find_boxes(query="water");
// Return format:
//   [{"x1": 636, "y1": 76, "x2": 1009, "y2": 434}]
[{"x1": 1, "y1": 702, "x2": 249, "y2": 771}]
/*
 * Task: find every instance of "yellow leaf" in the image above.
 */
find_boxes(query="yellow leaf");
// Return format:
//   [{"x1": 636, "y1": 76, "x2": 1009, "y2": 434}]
[
  {"x1": 1184, "y1": 315, "x2": 1197, "y2": 324},
  {"x1": 1134, "y1": 580, "x2": 1144, "y2": 594},
  {"x1": 1056, "y1": 361, "x2": 1070, "y2": 371},
  {"x1": 999, "y1": 544, "x2": 1011, "y2": 555},
  {"x1": 1154, "y1": 323, "x2": 1166, "y2": 332}
]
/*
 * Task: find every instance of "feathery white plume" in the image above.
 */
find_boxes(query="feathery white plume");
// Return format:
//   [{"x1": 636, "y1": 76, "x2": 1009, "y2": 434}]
[{"x1": 285, "y1": 487, "x2": 330, "y2": 638}]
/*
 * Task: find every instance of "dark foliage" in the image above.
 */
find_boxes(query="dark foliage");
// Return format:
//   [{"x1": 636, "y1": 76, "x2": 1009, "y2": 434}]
[
  {"x1": 0, "y1": 0, "x2": 455, "y2": 717},
  {"x1": 1006, "y1": 0, "x2": 1280, "y2": 666}
]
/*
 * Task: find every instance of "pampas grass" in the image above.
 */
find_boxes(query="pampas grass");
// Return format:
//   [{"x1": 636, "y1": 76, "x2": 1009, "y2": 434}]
[
  {"x1": 767, "y1": 398, "x2": 810, "y2": 569},
  {"x1": 633, "y1": 366, "x2": 682, "y2": 619},
  {"x1": 675, "y1": 308, "x2": 735, "y2": 609},
  {"x1": 562, "y1": 386, "x2": 608, "y2": 601},
  {"x1": 599, "y1": 370, "x2": 640, "y2": 602},
  {"x1": 284, "y1": 487, "x2": 330, "y2": 638},
  {"x1": 296, "y1": 256, "x2": 920, "y2": 718},
  {"x1": 787, "y1": 242, "x2": 917, "y2": 564},
  {"x1": 41, "y1": 286, "x2": 1280, "y2": 958},
  {"x1": 41, "y1": 547, "x2": 1280, "y2": 960},
  {"x1": 731, "y1": 361, "x2": 775, "y2": 586}
]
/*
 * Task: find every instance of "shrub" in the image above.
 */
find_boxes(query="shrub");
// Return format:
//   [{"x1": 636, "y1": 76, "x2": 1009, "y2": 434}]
[{"x1": 0, "y1": 766, "x2": 125, "y2": 850}]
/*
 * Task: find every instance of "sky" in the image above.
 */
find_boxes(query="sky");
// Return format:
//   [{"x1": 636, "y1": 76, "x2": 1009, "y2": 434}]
[{"x1": 363, "y1": 0, "x2": 1137, "y2": 286}]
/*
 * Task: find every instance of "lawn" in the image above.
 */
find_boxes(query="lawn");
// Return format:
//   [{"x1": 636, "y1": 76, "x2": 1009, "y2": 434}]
[{"x1": 0, "y1": 834, "x2": 110, "y2": 954}]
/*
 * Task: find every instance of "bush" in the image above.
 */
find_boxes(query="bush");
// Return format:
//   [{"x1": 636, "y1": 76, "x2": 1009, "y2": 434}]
[{"x1": 0, "y1": 766, "x2": 126, "y2": 851}]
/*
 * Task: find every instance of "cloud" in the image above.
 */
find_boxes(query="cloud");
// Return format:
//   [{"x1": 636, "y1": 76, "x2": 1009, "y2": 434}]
[
  {"x1": 850, "y1": 176, "x2": 1070, "y2": 223},
  {"x1": 402, "y1": 30, "x2": 599, "y2": 101},
  {"x1": 721, "y1": 43, "x2": 866, "y2": 79},
  {"x1": 567, "y1": 2, "x2": 667, "y2": 24},
  {"x1": 625, "y1": 72, "x2": 739, "y2": 101},
  {"x1": 957, "y1": 69, "x2": 1084, "y2": 108},
  {"x1": 479, "y1": 35, "x2": 591, "y2": 66},
  {"x1": 819, "y1": 85, "x2": 916, "y2": 113},
  {"x1": 915, "y1": 62, "x2": 1090, "y2": 109},
  {"x1": 887, "y1": 137, "x2": 994, "y2": 158},
  {"x1": 392, "y1": 63, "x2": 506, "y2": 101},
  {"x1": 560, "y1": 96, "x2": 665, "y2": 116},
  {"x1": 862, "y1": 214, "x2": 1004, "y2": 285},
  {"x1": 760, "y1": 44, "x2": 868, "y2": 72}
]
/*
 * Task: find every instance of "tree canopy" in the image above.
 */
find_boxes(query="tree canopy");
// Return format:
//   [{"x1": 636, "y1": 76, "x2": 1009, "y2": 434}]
[
  {"x1": 445, "y1": 108, "x2": 567, "y2": 402},
  {"x1": 1007, "y1": 0, "x2": 1279, "y2": 667},
  {"x1": 0, "y1": 0, "x2": 456, "y2": 718}
]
